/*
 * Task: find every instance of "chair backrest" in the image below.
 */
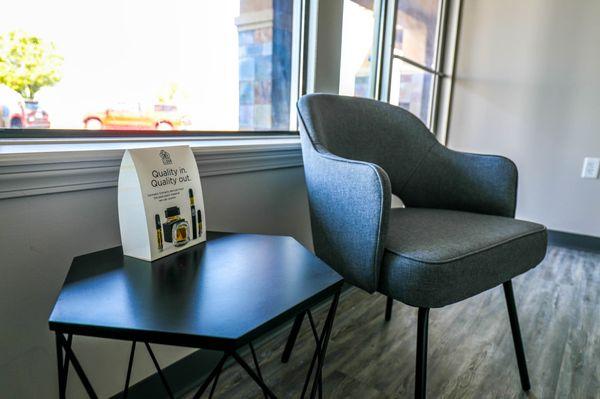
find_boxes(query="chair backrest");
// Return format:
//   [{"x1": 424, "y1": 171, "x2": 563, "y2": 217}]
[
  {"x1": 298, "y1": 94, "x2": 440, "y2": 292},
  {"x1": 298, "y1": 94, "x2": 518, "y2": 291},
  {"x1": 298, "y1": 94, "x2": 439, "y2": 197}
]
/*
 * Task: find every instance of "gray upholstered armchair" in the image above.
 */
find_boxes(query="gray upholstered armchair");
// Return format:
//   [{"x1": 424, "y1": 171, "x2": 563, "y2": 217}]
[{"x1": 281, "y1": 94, "x2": 547, "y2": 398}]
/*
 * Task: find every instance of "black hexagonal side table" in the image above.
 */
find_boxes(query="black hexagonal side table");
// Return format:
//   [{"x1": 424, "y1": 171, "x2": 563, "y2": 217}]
[{"x1": 49, "y1": 232, "x2": 344, "y2": 399}]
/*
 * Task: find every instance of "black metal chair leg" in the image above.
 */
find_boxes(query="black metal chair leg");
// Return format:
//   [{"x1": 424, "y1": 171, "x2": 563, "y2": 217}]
[
  {"x1": 415, "y1": 308, "x2": 429, "y2": 399},
  {"x1": 503, "y1": 280, "x2": 531, "y2": 391},
  {"x1": 281, "y1": 312, "x2": 305, "y2": 363},
  {"x1": 385, "y1": 296, "x2": 394, "y2": 321}
]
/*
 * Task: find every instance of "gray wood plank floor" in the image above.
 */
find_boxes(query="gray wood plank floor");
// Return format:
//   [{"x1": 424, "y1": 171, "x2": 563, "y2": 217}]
[{"x1": 183, "y1": 246, "x2": 600, "y2": 398}]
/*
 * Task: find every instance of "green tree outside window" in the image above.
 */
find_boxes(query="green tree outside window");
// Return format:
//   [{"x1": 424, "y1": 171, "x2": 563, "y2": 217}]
[{"x1": 0, "y1": 30, "x2": 63, "y2": 99}]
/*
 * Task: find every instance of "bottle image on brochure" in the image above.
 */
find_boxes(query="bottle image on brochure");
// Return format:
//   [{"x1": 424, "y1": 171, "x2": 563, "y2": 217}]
[
  {"x1": 189, "y1": 188, "x2": 197, "y2": 240},
  {"x1": 155, "y1": 214, "x2": 163, "y2": 251},
  {"x1": 197, "y1": 210, "x2": 203, "y2": 238},
  {"x1": 162, "y1": 206, "x2": 190, "y2": 247}
]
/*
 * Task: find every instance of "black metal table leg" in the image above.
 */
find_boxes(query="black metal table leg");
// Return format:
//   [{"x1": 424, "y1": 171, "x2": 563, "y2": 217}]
[
  {"x1": 307, "y1": 312, "x2": 327, "y2": 399},
  {"x1": 57, "y1": 333, "x2": 98, "y2": 399},
  {"x1": 281, "y1": 312, "x2": 305, "y2": 363},
  {"x1": 250, "y1": 342, "x2": 268, "y2": 398},
  {"x1": 122, "y1": 341, "x2": 137, "y2": 399},
  {"x1": 56, "y1": 333, "x2": 74, "y2": 399},
  {"x1": 231, "y1": 351, "x2": 277, "y2": 399},
  {"x1": 144, "y1": 342, "x2": 175, "y2": 399},
  {"x1": 208, "y1": 356, "x2": 226, "y2": 399},
  {"x1": 300, "y1": 288, "x2": 341, "y2": 399},
  {"x1": 192, "y1": 353, "x2": 229, "y2": 399},
  {"x1": 63, "y1": 334, "x2": 72, "y2": 392},
  {"x1": 55, "y1": 333, "x2": 66, "y2": 399},
  {"x1": 310, "y1": 289, "x2": 340, "y2": 399},
  {"x1": 301, "y1": 311, "x2": 321, "y2": 398}
]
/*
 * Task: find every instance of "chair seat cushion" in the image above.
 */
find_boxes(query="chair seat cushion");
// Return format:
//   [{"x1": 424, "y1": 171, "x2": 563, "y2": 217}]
[{"x1": 379, "y1": 208, "x2": 547, "y2": 308}]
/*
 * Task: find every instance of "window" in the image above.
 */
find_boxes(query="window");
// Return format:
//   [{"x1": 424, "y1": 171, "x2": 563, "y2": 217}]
[
  {"x1": 389, "y1": 59, "x2": 435, "y2": 123},
  {"x1": 339, "y1": 0, "x2": 456, "y2": 135},
  {"x1": 339, "y1": 0, "x2": 376, "y2": 98},
  {"x1": 388, "y1": 0, "x2": 443, "y2": 127},
  {"x1": 0, "y1": 1, "x2": 297, "y2": 134},
  {"x1": 393, "y1": 0, "x2": 441, "y2": 69}
]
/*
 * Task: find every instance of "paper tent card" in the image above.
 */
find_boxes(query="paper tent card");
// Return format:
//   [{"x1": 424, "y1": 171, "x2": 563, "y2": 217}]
[{"x1": 118, "y1": 146, "x2": 206, "y2": 261}]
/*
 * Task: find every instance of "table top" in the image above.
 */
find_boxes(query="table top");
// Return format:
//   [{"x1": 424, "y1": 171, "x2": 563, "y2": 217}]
[{"x1": 49, "y1": 233, "x2": 343, "y2": 350}]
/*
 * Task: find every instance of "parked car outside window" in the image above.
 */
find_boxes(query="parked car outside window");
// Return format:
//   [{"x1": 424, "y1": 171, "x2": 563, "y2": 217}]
[{"x1": 83, "y1": 102, "x2": 191, "y2": 131}]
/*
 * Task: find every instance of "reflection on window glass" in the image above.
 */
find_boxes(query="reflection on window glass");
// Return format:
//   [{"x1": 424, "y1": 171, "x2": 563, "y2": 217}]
[
  {"x1": 394, "y1": 0, "x2": 441, "y2": 68},
  {"x1": 339, "y1": 0, "x2": 375, "y2": 98},
  {"x1": 389, "y1": 58, "x2": 433, "y2": 124},
  {"x1": 0, "y1": 0, "x2": 293, "y2": 132}
]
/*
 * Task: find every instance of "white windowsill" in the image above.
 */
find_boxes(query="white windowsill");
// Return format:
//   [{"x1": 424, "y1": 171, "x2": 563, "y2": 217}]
[
  {"x1": 0, "y1": 134, "x2": 300, "y2": 157},
  {"x1": 0, "y1": 135, "x2": 303, "y2": 199}
]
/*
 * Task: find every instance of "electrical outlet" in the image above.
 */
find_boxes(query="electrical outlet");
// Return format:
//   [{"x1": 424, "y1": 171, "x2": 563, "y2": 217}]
[{"x1": 581, "y1": 157, "x2": 600, "y2": 179}]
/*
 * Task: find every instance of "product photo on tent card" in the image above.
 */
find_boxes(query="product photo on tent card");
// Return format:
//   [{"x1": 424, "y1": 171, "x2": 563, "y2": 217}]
[{"x1": 118, "y1": 145, "x2": 206, "y2": 261}]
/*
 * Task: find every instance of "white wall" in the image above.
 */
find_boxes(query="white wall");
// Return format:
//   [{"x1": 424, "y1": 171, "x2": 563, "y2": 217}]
[
  {"x1": 448, "y1": 0, "x2": 600, "y2": 237},
  {"x1": 0, "y1": 167, "x2": 311, "y2": 398}
]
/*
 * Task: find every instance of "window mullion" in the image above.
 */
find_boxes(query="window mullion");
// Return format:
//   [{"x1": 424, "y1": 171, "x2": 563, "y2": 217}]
[
  {"x1": 377, "y1": 0, "x2": 399, "y2": 102},
  {"x1": 392, "y1": 54, "x2": 445, "y2": 77},
  {"x1": 369, "y1": 0, "x2": 386, "y2": 99},
  {"x1": 430, "y1": 0, "x2": 448, "y2": 133}
]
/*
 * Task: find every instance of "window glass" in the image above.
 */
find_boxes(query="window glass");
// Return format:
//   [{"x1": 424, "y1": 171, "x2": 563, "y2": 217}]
[
  {"x1": 389, "y1": 58, "x2": 433, "y2": 124},
  {"x1": 339, "y1": 0, "x2": 375, "y2": 97},
  {"x1": 0, "y1": 0, "x2": 294, "y2": 132},
  {"x1": 393, "y1": 0, "x2": 441, "y2": 68}
]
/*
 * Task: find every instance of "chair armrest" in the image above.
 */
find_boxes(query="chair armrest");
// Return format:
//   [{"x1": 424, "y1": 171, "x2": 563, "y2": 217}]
[
  {"x1": 301, "y1": 135, "x2": 391, "y2": 293},
  {"x1": 401, "y1": 145, "x2": 518, "y2": 217}
]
